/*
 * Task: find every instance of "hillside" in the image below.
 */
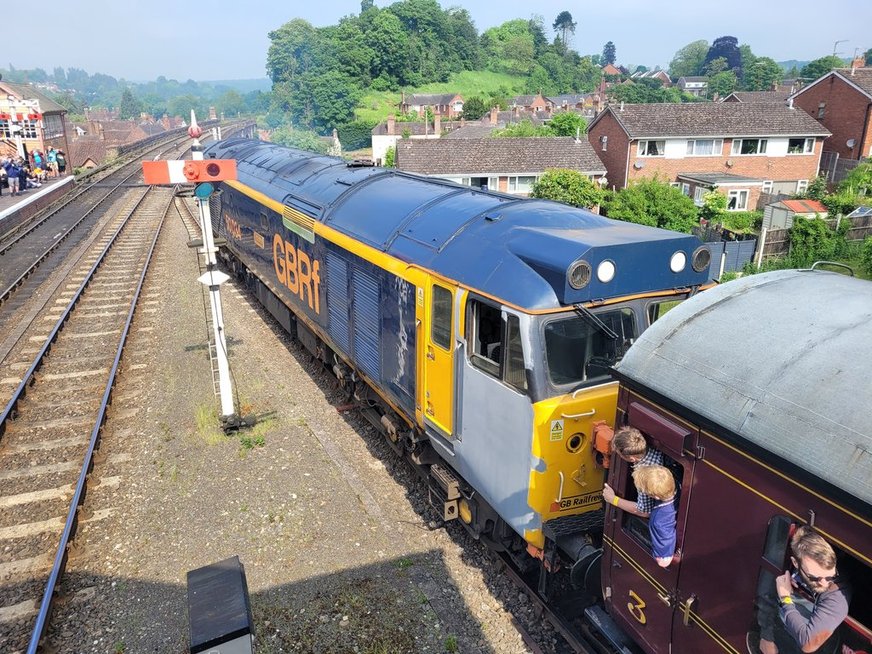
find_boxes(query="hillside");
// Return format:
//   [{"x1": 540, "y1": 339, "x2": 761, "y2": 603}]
[{"x1": 354, "y1": 70, "x2": 528, "y2": 123}]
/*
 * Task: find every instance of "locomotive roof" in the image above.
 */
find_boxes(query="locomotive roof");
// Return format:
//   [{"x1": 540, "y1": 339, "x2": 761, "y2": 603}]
[
  {"x1": 205, "y1": 139, "x2": 710, "y2": 310},
  {"x1": 615, "y1": 269, "x2": 872, "y2": 507}
]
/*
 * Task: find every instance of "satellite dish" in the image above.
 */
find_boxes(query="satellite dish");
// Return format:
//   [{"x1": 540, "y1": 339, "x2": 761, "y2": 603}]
[
  {"x1": 847, "y1": 138, "x2": 856, "y2": 148},
  {"x1": 633, "y1": 161, "x2": 644, "y2": 169}
]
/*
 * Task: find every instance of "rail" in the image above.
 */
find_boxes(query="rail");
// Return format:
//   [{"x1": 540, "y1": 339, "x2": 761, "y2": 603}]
[{"x1": 15, "y1": 190, "x2": 168, "y2": 652}]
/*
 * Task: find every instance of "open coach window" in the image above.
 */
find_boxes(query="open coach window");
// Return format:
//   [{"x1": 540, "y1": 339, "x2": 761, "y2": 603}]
[
  {"x1": 752, "y1": 516, "x2": 872, "y2": 652},
  {"x1": 543, "y1": 307, "x2": 636, "y2": 387},
  {"x1": 467, "y1": 299, "x2": 527, "y2": 393}
]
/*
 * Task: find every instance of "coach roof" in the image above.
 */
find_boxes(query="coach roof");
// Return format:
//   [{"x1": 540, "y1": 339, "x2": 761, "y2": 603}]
[{"x1": 615, "y1": 269, "x2": 872, "y2": 508}]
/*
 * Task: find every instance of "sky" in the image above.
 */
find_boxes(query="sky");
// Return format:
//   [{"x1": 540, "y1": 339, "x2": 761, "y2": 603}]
[{"x1": 4, "y1": 0, "x2": 871, "y2": 82}]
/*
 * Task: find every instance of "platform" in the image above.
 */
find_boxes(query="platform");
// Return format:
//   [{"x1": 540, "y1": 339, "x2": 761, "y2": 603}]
[{"x1": 0, "y1": 176, "x2": 75, "y2": 236}]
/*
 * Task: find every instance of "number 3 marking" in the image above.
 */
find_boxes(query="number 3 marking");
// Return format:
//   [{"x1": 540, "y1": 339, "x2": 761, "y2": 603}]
[{"x1": 627, "y1": 590, "x2": 647, "y2": 625}]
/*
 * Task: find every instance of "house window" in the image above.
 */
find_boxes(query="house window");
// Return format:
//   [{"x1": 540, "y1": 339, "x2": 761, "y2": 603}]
[
  {"x1": 693, "y1": 187, "x2": 707, "y2": 206},
  {"x1": 670, "y1": 182, "x2": 681, "y2": 188},
  {"x1": 682, "y1": 183, "x2": 691, "y2": 196},
  {"x1": 727, "y1": 189, "x2": 749, "y2": 211},
  {"x1": 508, "y1": 175, "x2": 537, "y2": 193},
  {"x1": 600, "y1": 135, "x2": 608, "y2": 151},
  {"x1": 686, "y1": 139, "x2": 722, "y2": 156},
  {"x1": 731, "y1": 139, "x2": 768, "y2": 155},
  {"x1": 762, "y1": 180, "x2": 773, "y2": 194},
  {"x1": 638, "y1": 140, "x2": 665, "y2": 156},
  {"x1": 43, "y1": 114, "x2": 63, "y2": 139},
  {"x1": 796, "y1": 179, "x2": 809, "y2": 194},
  {"x1": 20, "y1": 119, "x2": 38, "y2": 139},
  {"x1": 0, "y1": 119, "x2": 10, "y2": 138},
  {"x1": 817, "y1": 102, "x2": 826, "y2": 118},
  {"x1": 788, "y1": 138, "x2": 814, "y2": 154}
]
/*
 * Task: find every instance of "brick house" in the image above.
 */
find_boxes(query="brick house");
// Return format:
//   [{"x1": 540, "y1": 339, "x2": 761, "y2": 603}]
[
  {"x1": 371, "y1": 113, "x2": 448, "y2": 165},
  {"x1": 510, "y1": 93, "x2": 553, "y2": 113},
  {"x1": 790, "y1": 63, "x2": 872, "y2": 160},
  {"x1": 395, "y1": 137, "x2": 606, "y2": 196},
  {"x1": 587, "y1": 102, "x2": 829, "y2": 210},
  {"x1": 400, "y1": 93, "x2": 463, "y2": 118},
  {"x1": 0, "y1": 80, "x2": 71, "y2": 161}
]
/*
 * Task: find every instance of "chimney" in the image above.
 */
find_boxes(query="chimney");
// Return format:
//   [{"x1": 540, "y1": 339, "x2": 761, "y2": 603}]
[
  {"x1": 434, "y1": 111, "x2": 441, "y2": 134},
  {"x1": 490, "y1": 106, "x2": 498, "y2": 125},
  {"x1": 387, "y1": 114, "x2": 395, "y2": 135},
  {"x1": 851, "y1": 55, "x2": 865, "y2": 73}
]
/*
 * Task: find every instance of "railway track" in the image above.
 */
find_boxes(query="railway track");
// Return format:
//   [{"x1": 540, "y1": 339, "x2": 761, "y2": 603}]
[
  {"x1": 0, "y1": 186, "x2": 173, "y2": 653},
  {"x1": 0, "y1": 132, "x2": 204, "y2": 325}
]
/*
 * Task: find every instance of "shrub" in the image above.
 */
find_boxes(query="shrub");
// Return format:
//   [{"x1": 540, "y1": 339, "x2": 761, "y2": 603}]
[
  {"x1": 788, "y1": 217, "x2": 843, "y2": 267},
  {"x1": 721, "y1": 210, "x2": 761, "y2": 233},
  {"x1": 530, "y1": 169, "x2": 603, "y2": 208},
  {"x1": 861, "y1": 236, "x2": 872, "y2": 277}
]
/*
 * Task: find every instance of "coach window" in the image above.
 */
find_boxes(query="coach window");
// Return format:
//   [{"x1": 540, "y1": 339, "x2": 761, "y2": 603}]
[
  {"x1": 431, "y1": 285, "x2": 452, "y2": 350},
  {"x1": 620, "y1": 449, "x2": 685, "y2": 556},
  {"x1": 751, "y1": 517, "x2": 872, "y2": 652}
]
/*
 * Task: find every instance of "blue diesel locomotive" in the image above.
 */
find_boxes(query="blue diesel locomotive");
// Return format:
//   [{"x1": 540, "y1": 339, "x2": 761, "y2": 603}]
[{"x1": 202, "y1": 137, "x2": 711, "y2": 582}]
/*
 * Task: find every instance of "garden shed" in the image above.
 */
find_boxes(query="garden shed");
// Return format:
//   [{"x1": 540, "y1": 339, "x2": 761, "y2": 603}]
[{"x1": 762, "y1": 199, "x2": 828, "y2": 230}]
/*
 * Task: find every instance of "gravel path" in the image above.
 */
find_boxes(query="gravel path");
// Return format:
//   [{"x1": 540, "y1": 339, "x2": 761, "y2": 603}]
[{"x1": 51, "y1": 209, "x2": 561, "y2": 654}]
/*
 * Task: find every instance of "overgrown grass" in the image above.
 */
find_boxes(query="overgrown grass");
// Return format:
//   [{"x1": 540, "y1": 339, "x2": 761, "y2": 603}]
[
  {"x1": 195, "y1": 404, "x2": 225, "y2": 445},
  {"x1": 354, "y1": 70, "x2": 527, "y2": 123}
]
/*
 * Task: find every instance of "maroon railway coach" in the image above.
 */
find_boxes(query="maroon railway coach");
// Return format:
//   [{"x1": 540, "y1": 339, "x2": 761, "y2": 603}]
[{"x1": 601, "y1": 269, "x2": 871, "y2": 654}]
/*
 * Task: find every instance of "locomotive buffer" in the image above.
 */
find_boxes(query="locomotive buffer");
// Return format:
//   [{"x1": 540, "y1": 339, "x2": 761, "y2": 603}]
[{"x1": 142, "y1": 111, "x2": 241, "y2": 427}]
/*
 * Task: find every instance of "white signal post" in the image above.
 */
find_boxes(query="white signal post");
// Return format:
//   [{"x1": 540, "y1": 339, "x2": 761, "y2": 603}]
[
  {"x1": 143, "y1": 111, "x2": 238, "y2": 426},
  {"x1": 189, "y1": 111, "x2": 236, "y2": 423}
]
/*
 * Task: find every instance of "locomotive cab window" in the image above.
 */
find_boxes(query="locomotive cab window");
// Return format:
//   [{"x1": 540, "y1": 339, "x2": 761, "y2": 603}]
[
  {"x1": 751, "y1": 516, "x2": 872, "y2": 653},
  {"x1": 467, "y1": 300, "x2": 527, "y2": 393},
  {"x1": 647, "y1": 299, "x2": 682, "y2": 325},
  {"x1": 543, "y1": 307, "x2": 636, "y2": 387}
]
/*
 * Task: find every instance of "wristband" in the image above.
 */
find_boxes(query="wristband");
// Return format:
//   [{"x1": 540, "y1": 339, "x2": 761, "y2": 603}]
[
  {"x1": 612, "y1": 496, "x2": 620, "y2": 507},
  {"x1": 779, "y1": 596, "x2": 793, "y2": 606}
]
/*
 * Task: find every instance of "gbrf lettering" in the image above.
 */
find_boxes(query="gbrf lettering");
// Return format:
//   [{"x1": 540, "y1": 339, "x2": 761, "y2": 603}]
[{"x1": 273, "y1": 234, "x2": 321, "y2": 314}]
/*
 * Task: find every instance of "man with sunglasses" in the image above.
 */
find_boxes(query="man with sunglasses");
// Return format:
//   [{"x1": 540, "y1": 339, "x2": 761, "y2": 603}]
[{"x1": 758, "y1": 526, "x2": 851, "y2": 654}]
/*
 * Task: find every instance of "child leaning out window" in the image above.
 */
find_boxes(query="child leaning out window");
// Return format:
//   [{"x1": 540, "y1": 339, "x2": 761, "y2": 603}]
[{"x1": 632, "y1": 464, "x2": 677, "y2": 567}]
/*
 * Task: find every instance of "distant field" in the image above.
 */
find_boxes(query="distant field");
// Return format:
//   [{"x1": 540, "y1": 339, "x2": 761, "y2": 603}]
[{"x1": 355, "y1": 70, "x2": 527, "y2": 123}]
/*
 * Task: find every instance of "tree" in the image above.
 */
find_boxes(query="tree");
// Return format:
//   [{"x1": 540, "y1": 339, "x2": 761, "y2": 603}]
[
  {"x1": 699, "y1": 190, "x2": 727, "y2": 224},
  {"x1": 708, "y1": 70, "x2": 738, "y2": 98},
  {"x1": 604, "y1": 178, "x2": 699, "y2": 233},
  {"x1": 552, "y1": 11, "x2": 576, "y2": 47},
  {"x1": 866, "y1": 48, "x2": 872, "y2": 66},
  {"x1": 531, "y1": 169, "x2": 604, "y2": 208},
  {"x1": 384, "y1": 145, "x2": 396, "y2": 167},
  {"x1": 217, "y1": 90, "x2": 245, "y2": 117},
  {"x1": 119, "y1": 88, "x2": 140, "y2": 119},
  {"x1": 266, "y1": 18, "x2": 318, "y2": 85},
  {"x1": 493, "y1": 118, "x2": 552, "y2": 137},
  {"x1": 742, "y1": 56, "x2": 783, "y2": 91},
  {"x1": 461, "y1": 96, "x2": 488, "y2": 120},
  {"x1": 547, "y1": 111, "x2": 587, "y2": 137},
  {"x1": 601, "y1": 41, "x2": 616, "y2": 65},
  {"x1": 705, "y1": 36, "x2": 742, "y2": 74},
  {"x1": 800, "y1": 55, "x2": 844, "y2": 80},
  {"x1": 481, "y1": 20, "x2": 536, "y2": 75},
  {"x1": 668, "y1": 40, "x2": 709, "y2": 78},
  {"x1": 270, "y1": 125, "x2": 330, "y2": 154}
]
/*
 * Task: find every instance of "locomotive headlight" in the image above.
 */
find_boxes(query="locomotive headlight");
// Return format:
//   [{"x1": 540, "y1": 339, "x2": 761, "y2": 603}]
[
  {"x1": 567, "y1": 260, "x2": 592, "y2": 289},
  {"x1": 597, "y1": 260, "x2": 616, "y2": 283},
  {"x1": 692, "y1": 245, "x2": 712, "y2": 272},
  {"x1": 670, "y1": 251, "x2": 687, "y2": 273}
]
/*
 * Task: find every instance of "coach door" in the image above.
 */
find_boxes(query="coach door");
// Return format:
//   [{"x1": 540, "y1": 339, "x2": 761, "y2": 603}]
[
  {"x1": 421, "y1": 279, "x2": 456, "y2": 437},
  {"x1": 603, "y1": 399, "x2": 698, "y2": 654}
]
